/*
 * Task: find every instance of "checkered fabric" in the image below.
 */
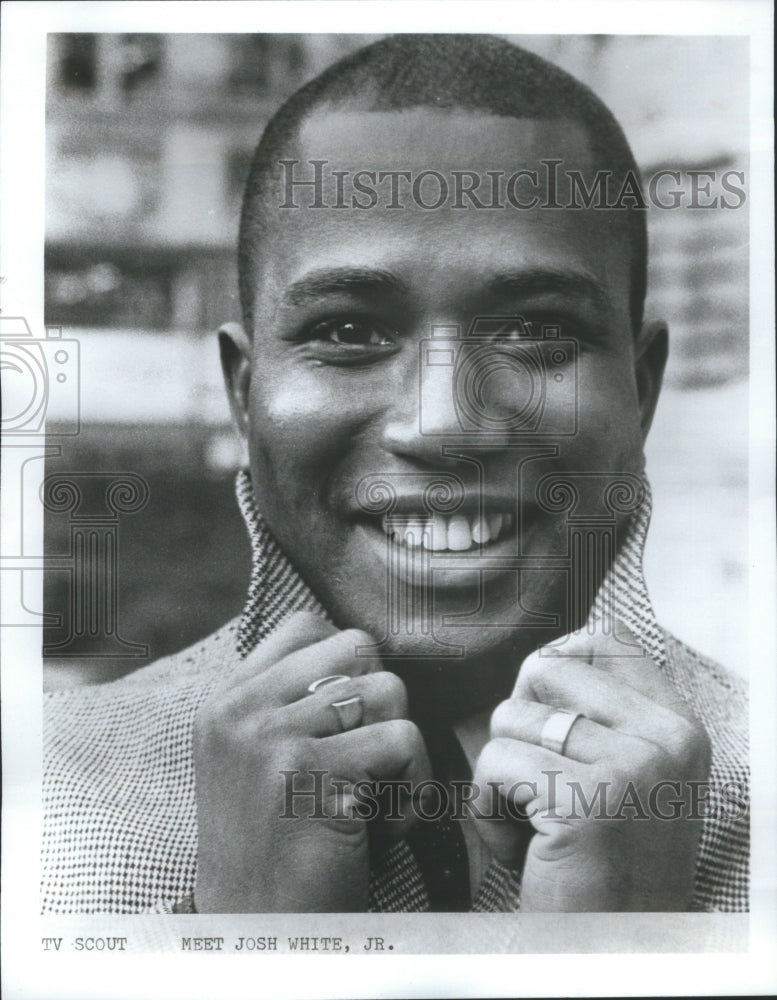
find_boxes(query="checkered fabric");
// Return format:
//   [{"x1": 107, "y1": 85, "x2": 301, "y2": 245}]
[{"x1": 42, "y1": 471, "x2": 749, "y2": 913}]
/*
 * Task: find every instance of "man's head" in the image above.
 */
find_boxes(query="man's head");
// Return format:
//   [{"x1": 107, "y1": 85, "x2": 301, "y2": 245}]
[
  {"x1": 237, "y1": 33, "x2": 648, "y2": 335},
  {"x1": 221, "y1": 34, "x2": 667, "y2": 711}
]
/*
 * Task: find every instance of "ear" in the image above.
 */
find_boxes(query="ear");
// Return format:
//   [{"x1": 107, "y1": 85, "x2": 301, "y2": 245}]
[
  {"x1": 218, "y1": 321, "x2": 253, "y2": 440},
  {"x1": 633, "y1": 318, "x2": 668, "y2": 442}
]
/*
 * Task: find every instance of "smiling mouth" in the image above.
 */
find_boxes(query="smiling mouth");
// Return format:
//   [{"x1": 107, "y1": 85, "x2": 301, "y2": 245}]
[{"x1": 379, "y1": 511, "x2": 514, "y2": 553}]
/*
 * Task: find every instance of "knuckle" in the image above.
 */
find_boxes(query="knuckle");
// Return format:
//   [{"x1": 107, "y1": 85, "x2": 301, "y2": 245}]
[
  {"x1": 489, "y1": 699, "x2": 515, "y2": 739},
  {"x1": 345, "y1": 634, "x2": 382, "y2": 673},
  {"x1": 606, "y1": 763, "x2": 632, "y2": 796},
  {"x1": 517, "y1": 648, "x2": 563, "y2": 700},
  {"x1": 252, "y1": 611, "x2": 332, "y2": 662},
  {"x1": 194, "y1": 690, "x2": 272, "y2": 752},
  {"x1": 514, "y1": 649, "x2": 546, "y2": 695},
  {"x1": 643, "y1": 746, "x2": 675, "y2": 783},
  {"x1": 518, "y1": 648, "x2": 543, "y2": 679},
  {"x1": 382, "y1": 717, "x2": 422, "y2": 752},
  {"x1": 673, "y1": 716, "x2": 711, "y2": 769},
  {"x1": 324, "y1": 628, "x2": 375, "y2": 669},
  {"x1": 474, "y1": 737, "x2": 509, "y2": 783},
  {"x1": 475, "y1": 740, "x2": 497, "y2": 779},
  {"x1": 340, "y1": 628, "x2": 374, "y2": 647},
  {"x1": 364, "y1": 670, "x2": 408, "y2": 713},
  {"x1": 278, "y1": 735, "x2": 320, "y2": 774},
  {"x1": 284, "y1": 610, "x2": 334, "y2": 635}
]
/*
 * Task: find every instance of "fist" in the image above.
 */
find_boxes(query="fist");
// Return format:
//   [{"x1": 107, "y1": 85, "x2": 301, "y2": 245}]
[
  {"x1": 193, "y1": 613, "x2": 429, "y2": 912},
  {"x1": 471, "y1": 623, "x2": 711, "y2": 911}
]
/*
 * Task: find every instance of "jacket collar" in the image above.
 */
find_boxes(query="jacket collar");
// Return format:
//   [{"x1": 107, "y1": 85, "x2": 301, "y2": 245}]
[{"x1": 235, "y1": 469, "x2": 665, "y2": 669}]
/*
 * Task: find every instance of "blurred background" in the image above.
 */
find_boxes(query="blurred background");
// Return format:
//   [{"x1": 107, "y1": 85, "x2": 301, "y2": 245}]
[{"x1": 43, "y1": 34, "x2": 749, "y2": 684}]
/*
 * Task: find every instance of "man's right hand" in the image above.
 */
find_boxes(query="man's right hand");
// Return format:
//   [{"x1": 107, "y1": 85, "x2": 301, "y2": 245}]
[{"x1": 192, "y1": 612, "x2": 430, "y2": 912}]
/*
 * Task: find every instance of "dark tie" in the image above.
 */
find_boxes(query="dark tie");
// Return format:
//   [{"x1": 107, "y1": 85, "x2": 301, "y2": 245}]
[{"x1": 407, "y1": 727, "x2": 472, "y2": 911}]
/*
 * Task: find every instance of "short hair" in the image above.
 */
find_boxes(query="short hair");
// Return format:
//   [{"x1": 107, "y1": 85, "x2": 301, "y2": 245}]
[{"x1": 238, "y1": 34, "x2": 647, "y2": 333}]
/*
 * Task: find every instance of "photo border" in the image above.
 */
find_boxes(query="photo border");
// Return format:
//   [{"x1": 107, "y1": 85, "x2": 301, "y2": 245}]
[{"x1": 2, "y1": 2, "x2": 774, "y2": 998}]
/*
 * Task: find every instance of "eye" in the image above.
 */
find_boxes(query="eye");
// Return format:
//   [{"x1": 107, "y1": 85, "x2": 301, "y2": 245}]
[
  {"x1": 309, "y1": 318, "x2": 397, "y2": 348},
  {"x1": 484, "y1": 315, "x2": 590, "y2": 345},
  {"x1": 470, "y1": 318, "x2": 536, "y2": 342},
  {"x1": 492, "y1": 322, "x2": 532, "y2": 342}
]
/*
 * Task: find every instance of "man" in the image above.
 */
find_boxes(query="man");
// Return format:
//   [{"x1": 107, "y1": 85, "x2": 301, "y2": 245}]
[{"x1": 43, "y1": 34, "x2": 748, "y2": 914}]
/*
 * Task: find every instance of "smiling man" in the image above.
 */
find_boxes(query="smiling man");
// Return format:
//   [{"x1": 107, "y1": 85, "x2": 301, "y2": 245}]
[{"x1": 43, "y1": 35, "x2": 748, "y2": 915}]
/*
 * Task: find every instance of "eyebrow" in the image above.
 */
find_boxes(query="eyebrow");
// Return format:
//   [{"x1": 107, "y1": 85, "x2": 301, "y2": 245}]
[
  {"x1": 281, "y1": 264, "x2": 613, "y2": 313},
  {"x1": 486, "y1": 268, "x2": 613, "y2": 313},
  {"x1": 283, "y1": 267, "x2": 409, "y2": 307}
]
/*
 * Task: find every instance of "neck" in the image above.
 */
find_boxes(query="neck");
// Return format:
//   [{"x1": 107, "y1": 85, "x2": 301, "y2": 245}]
[{"x1": 390, "y1": 634, "x2": 537, "y2": 729}]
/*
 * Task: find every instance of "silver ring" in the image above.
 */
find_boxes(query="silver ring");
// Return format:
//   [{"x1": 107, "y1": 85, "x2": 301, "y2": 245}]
[
  {"x1": 540, "y1": 710, "x2": 584, "y2": 756},
  {"x1": 307, "y1": 674, "x2": 350, "y2": 694},
  {"x1": 330, "y1": 695, "x2": 364, "y2": 733}
]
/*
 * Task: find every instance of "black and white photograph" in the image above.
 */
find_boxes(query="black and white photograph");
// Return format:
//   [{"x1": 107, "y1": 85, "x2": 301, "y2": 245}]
[{"x1": 1, "y1": 2, "x2": 774, "y2": 998}]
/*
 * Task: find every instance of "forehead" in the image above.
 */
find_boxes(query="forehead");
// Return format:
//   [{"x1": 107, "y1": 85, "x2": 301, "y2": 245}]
[
  {"x1": 295, "y1": 107, "x2": 595, "y2": 165},
  {"x1": 253, "y1": 108, "x2": 631, "y2": 315}
]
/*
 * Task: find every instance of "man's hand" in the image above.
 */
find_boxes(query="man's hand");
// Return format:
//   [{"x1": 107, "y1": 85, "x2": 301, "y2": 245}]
[
  {"x1": 471, "y1": 623, "x2": 711, "y2": 911},
  {"x1": 193, "y1": 612, "x2": 429, "y2": 912}
]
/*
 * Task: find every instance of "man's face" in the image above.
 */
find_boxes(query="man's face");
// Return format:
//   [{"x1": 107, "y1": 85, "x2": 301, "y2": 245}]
[{"x1": 226, "y1": 109, "x2": 664, "y2": 681}]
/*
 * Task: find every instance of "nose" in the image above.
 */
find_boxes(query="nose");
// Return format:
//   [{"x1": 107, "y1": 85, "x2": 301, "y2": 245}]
[
  {"x1": 381, "y1": 336, "x2": 516, "y2": 461},
  {"x1": 380, "y1": 334, "x2": 458, "y2": 461}
]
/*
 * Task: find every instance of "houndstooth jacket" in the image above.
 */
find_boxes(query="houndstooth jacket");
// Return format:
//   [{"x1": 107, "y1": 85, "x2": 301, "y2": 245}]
[{"x1": 42, "y1": 472, "x2": 749, "y2": 913}]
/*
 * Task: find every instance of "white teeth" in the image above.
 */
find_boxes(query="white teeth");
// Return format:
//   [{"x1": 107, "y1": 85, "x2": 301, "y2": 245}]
[
  {"x1": 472, "y1": 516, "x2": 491, "y2": 544},
  {"x1": 425, "y1": 516, "x2": 448, "y2": 551},
  {"x1": 447, "y1": 514, "x2": 472, "y2": 551},
  {"x1": 381, "y1": 510, "x2": 513, "y2": 551},
  {"x1": 403, "y1": 519, "x2": 425, "y2": 549},
  {"x1": 487, "y1": 513, "x2": 503, "y2": 539}
]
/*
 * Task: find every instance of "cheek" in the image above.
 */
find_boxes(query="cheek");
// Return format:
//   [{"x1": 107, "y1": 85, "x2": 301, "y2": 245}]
[
  {"x1": 247, "y1": 374, "x2": 363, "y2": 502},
  {"x1": 573, "y1": 355, "x2": 644, "y2": 465}
]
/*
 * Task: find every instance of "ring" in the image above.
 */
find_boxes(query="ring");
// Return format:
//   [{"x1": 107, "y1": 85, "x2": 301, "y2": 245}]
[
  {"x1": 539, "y1": 710, "x2": 584, "y2": 756},
  {"x1": 307, "y1": 674, "x2": 350, "y2": 694},
  {"x1": 330, "y1": 695, "x2": 364, "y2": 732}
]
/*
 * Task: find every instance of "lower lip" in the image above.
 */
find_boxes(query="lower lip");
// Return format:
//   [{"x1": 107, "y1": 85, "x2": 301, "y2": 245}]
[{"x1": 355, "y1": 520, "x2": 522, "y2": 591}]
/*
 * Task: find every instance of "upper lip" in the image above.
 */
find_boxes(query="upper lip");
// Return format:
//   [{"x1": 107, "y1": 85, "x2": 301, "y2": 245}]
[{"x1": 350, "y1": 493, "x2": 519, "y2": 518}]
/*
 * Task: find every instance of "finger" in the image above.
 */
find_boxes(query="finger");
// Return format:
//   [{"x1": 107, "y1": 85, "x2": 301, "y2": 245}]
[
  {"x1": 221, "y1": 611, "x2": 337, "y2": 692},
  {"x1": 490, "y1": 697, "x2": 646, "y2": 765},
  {"x1": 320, "y1": 718, "x2": 431, "y2": 790},
  {"x1": 590, "y1": 626, "x2": 699, "y2": 724},
  {"x1": 537, "y1": 620, "x2": 695, "y2": 721},
  {"x1": 318, "y1": 719, "x2": 432, "y2": 844},
  {"x1": 278, "y1": 670, "x2": 409, "y2": 737},
  {"x1": 471, "y1": 737, "x2": 587, "y2": 866},
  {"x1": 513, "y1": 650, "x2": 696, "y2": 753},
  {"x1": 549, "y1": 616, "x2": 646, "y2": 663},
  {"x1": 225, "y1": 627, "x2": 382, "y2": 716}
]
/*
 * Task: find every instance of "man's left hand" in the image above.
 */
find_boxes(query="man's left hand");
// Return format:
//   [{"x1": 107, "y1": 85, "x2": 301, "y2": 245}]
[{"x1": 471, "y1": 623, "x2": 711, "y2": 911}]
